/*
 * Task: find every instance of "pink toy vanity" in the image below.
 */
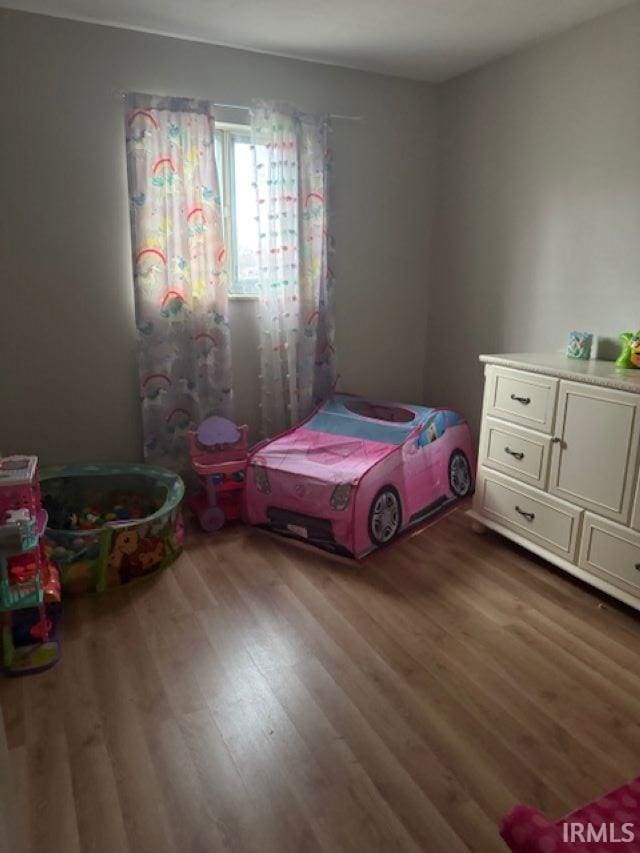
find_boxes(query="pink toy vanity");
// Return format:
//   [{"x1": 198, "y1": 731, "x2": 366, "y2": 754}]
[{"x1": 188, "y1": 416, "x2": 249, "y2": 532}]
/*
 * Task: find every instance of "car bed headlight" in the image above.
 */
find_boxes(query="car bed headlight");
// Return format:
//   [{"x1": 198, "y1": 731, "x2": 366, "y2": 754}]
[
  {"x1": 254, "y1": 464, "x2": 271, "y2": 495},
  {"x1": 330, "y1": 483, "x2": 352, "y2": 511}
]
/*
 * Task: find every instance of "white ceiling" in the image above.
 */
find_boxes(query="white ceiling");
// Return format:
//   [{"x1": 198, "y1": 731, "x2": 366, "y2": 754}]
[{"x1": 3, "y1": 0, "x2": 634, "y2": 81}]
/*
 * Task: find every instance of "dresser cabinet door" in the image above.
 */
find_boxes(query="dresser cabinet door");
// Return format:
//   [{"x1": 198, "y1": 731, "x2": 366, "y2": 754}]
[
  {"x1": 549, "y1": 381, "x2": 640, "y2": 524},
  {"x1": 633, "y1": 483, "x2": 640, "y2": 532},
  {"x1": 579, "y1": 514, "x2": 640, "y2": 599}
]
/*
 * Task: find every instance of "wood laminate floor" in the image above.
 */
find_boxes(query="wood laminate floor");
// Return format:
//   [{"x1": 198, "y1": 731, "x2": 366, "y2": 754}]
[{"x1": 2, "y1": 508, "x2": 640, "y2": 852}]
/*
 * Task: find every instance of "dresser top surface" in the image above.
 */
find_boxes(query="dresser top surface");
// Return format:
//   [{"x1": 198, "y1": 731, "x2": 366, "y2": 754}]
[{"x1": 480, "y1": 353, "x2": 640, "y2": 394}]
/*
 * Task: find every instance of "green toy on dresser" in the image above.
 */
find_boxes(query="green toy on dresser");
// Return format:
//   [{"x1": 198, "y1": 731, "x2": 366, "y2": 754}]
[{"x1": 616, "y1": 330, "x2": 640, "y2": 369}]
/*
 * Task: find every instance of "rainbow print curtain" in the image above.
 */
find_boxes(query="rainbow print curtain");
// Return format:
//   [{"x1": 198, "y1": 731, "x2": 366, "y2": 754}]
[
  {"x1": 125, "y1": 94, "x2": 232, "y2": 475},
  {"x1": 251, "y1": 103, "x2": 335, "y2": 437}
]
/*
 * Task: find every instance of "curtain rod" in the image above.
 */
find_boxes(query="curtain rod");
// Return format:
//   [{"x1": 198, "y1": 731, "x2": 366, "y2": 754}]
[
  {"x1": 117, "y1": 91, "x2": 362, "y2": 121},
  {"x1": 213, "y1": 102, "x2": 362, "y2": 121}
]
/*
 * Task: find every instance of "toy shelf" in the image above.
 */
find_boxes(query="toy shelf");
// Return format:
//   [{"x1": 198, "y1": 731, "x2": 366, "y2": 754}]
[
  {"x1": 0, "y1": 573, "x2": 43, "y2": 612},
  {"x1": 0, "y1": 456, "x2": 60, "y2": 675},
  {"x1": 0, "y1": 509, "x2": 47, "y2": 558},
  {"x1": 0, "y1": 509, "x2": 47, "y2": 612}
]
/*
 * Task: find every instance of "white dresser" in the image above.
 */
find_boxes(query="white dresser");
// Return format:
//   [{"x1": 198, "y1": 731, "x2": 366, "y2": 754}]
[{"x1": 469, "y1": 353, "x2": 640, "y2": 611}]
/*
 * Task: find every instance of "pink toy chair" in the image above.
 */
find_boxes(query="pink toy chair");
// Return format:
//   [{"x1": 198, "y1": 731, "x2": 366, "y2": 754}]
[
  {"x1": 187, "y1": 416, "x2": 249, "y2": 532},
  {"x1": 501, "y1": 777, "x2": 640, "y2": 852}
]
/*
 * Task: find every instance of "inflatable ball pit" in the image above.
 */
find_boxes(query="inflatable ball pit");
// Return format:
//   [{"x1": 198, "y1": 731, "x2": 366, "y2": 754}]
[{"x1": 41, "y1": 463, "x2": 184, "y2": 594}]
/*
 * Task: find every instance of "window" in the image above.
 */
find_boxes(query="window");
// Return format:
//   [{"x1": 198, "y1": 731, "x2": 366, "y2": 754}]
[{"x1": 215, "y1": 123, "x2": 261, "y2": 297}]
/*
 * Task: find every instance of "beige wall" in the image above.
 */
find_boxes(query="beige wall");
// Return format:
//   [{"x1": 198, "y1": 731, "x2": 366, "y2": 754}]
[
  {"x1": 427, "y1": 1, "x2": 640, "y2": 436},
  {"x1": 3, "y1": 3, "x2": 639, "y2": 460},
  {"x1": 0, "y1": 9, "x2": 436, "y2": 463}
]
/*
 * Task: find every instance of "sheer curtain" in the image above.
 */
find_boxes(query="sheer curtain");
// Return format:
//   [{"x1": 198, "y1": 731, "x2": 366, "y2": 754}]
[
  {"x1": 125, "y1": 95, "x2": 231, "y2": 475},
  {"x1": 251, "y1": 103, "x2": 335, "y2": 437}
]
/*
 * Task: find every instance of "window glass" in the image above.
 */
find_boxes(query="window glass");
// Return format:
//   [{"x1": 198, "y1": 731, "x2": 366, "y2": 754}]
[
  {"x1": 230, "y1": 137, "x2": 260, "y2": 294},
  {"x1": 212, "y1": 127, "x2": 261, "y2": 297},
  {"x1": 214, "y1": 130, "x2": 224, "y2": 210}
]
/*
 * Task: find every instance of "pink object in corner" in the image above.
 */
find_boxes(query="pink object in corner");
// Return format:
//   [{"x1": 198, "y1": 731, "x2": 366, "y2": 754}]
[
  {"x1": 244, "y1": 393, "x2": 476, "y2": 558},
  {"x1": 501, "y1": 777, "x2": 640, "y2": 852},
  {"x1": 188, "y1": 417, "x2": 249, "y2": 532}
]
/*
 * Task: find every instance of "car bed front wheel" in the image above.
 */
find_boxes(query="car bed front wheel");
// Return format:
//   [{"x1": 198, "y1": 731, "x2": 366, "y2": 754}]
[
  {"x1": 449, "y1": 450, "x2": 472, "y2": 498},
  {"x1": 369, "y1": 487, "x2": 402, "y2": 546}
]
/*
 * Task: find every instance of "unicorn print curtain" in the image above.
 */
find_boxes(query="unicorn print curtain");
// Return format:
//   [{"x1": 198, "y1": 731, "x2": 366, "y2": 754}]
[
  {"x1": 251, "y1": 104, "x2": 335, "y2": 437},
  {"x1": 125, "y1": 95, "x2": 231, "y2": 476}
]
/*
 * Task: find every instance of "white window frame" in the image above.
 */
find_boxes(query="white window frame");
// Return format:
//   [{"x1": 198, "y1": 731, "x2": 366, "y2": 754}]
[{"x1": 215, "y1": 121, "x2": 259, "y2": 300}]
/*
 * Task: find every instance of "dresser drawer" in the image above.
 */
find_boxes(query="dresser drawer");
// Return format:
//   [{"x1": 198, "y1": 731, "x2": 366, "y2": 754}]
[
  {"x1": 579, "y1": 514, "x2": 640, "y2": 598},
  {"x1": 632, "y1": 481, "x2": 640, "y2": 533},
  {"x1": 485, "y1": 367, "x2": 558, "y2": 434},
  {"x1": 476, "y1": 469, "x2": 582, "y2": 561},
  {"x1": 481, "y1": 418, "x2": 550, "y2": 488}
]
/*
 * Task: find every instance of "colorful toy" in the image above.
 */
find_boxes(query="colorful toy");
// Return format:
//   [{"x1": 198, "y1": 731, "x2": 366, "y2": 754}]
[
  {"x1": 0, "y1": 455, "x2": 40, "y2": 520},
  {"x1": 188, "y1": 416, "x2": 249, "y2": 532},
  {"x1": 616, "y1": 330, "x2": 640, "y2": 369},
  {"x1": 244, "y1": 394, "x2": 475, "y2": 559},
  {"x1": 41, "y1": 463, "x2": 184, "y2": 593},
  {"x1": 0, "y1": 455, "x2": 61, "y2": 676}
]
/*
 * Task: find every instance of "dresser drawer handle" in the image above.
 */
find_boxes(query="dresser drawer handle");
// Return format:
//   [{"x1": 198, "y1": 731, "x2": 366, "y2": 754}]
[
  {"x1": 510, "y1": 393, "x2": 531, "y2": 405},
  {"x1": 504, "y1": 446, "x2": 524, "y2": 461},
  {"x1": 515, "y1": 505, "x2": 535, "y2": 521}
]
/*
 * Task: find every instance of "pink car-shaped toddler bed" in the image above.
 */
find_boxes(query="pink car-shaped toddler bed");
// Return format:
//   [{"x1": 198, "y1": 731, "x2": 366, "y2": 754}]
[{"x1": 244, "y1": 394, "x2": 475, "y2": 558}]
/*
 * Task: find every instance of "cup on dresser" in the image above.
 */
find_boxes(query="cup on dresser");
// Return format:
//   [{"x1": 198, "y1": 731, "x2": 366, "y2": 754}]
[{"x1": 566, "y1": 331, "x2": 593, "y2": 360}]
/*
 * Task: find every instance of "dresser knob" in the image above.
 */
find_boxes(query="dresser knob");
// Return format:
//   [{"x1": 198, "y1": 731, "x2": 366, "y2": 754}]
[{"x1": 551, "y1": 437, "x2": 562, "y2": 444}]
